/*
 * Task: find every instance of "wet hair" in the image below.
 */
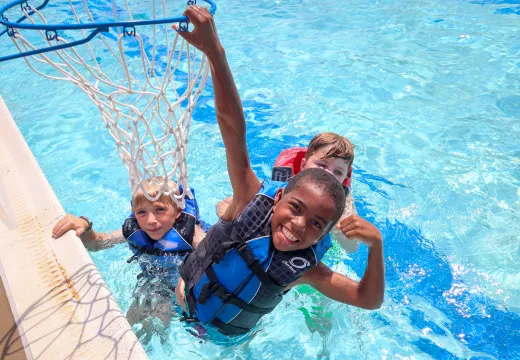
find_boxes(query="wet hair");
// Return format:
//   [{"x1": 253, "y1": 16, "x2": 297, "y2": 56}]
[
  {"x1": 131, "y1": 177, "x2": 180, "y2": 210},
  {"x1": 306, "y1": 132, "x2": 355, "y2": 167},
  {"x1": 284, "y1": 168, "x2": 346, "y2": 228}
]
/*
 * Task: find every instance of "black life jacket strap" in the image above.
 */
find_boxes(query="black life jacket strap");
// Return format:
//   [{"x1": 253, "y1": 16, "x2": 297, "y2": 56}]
[
  {"x1": 235, "y1": 243, "x2": 285, "y2": 291},
  {"x1": 126, "y1": 253, "x2": 140, "y2": 264},
  {"x1": 179, "y1": 311, "x2": 199, "y2": 324},
  {"x1": 198, "y1": 267, "x2": 274, "y2": 315},
  {"x1": 210, "y1": 317, "x2": 250, "y2": 336}
]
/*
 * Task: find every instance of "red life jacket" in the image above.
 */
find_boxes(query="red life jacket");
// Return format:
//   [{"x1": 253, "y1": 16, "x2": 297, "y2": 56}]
[{"x1": 271, "y1": 147, "x2": 352, "y2": 189}]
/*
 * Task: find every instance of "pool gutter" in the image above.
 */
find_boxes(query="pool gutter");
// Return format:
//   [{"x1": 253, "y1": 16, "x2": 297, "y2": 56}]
[{"x1": 0, "y1": 96, "x2": 148, "y2": 359}]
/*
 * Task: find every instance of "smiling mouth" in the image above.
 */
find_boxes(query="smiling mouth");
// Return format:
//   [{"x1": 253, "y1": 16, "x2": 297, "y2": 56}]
[{"x1": 281, "y1": 226, "x2": 300, "y2": 244}]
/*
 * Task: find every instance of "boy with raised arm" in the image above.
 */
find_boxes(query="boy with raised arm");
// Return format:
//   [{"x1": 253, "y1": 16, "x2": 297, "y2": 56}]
[{"x1": 174, "y1": 6, "x2": 385, "y2": 336}]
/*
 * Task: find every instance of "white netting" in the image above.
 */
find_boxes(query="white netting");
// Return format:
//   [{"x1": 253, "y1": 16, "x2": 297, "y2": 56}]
[{"x1": 2, "y1": 0, "x2": 210, "y2": 208}]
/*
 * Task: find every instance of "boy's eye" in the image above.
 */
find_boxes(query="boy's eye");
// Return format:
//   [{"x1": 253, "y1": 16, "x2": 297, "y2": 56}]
[
  {"x1": 136, "y1": 210, "x2": 146, "y2": 216},
  {"x1": 312, "y1": 220, "x2": 323, "y2": 229},
  {"x1": 334, "y1": 170, "x2": 343, "y2": 176},
  {"x1": 156, "y1": 207, "x2": 166, "y2": 212},
  {"x1": 290, "y1": 202, "x2": 300, "y2": 212}
]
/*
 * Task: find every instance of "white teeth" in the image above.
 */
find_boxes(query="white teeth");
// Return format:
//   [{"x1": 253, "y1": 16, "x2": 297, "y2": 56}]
[{"x1": 282, "y1": 227, "x2": 299, "y2": 242}]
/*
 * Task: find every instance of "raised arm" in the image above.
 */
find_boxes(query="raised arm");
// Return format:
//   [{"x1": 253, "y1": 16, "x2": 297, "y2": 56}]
[{"x1": 175, "y1": 7, "x2": 261, "y2": 220}]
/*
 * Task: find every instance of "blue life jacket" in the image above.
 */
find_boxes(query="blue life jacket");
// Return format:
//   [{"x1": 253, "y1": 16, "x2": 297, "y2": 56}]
[
  {"x1": 122, "y1": 187, "x2": 199, "y2": 276},
  {"x1": 180, "y1": 180, "x2": 332, "y2": 335}
]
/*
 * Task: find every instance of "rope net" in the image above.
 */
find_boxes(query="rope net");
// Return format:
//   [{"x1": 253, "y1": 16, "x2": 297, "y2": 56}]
[{"x1": 2, "y1": 0, "x2": 210, "y2": 208}]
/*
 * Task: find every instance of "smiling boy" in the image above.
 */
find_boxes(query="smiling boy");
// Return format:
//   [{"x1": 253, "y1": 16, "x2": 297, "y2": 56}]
[{"x1": 173, "y1": 6, "x2": 385, "y2": 335}]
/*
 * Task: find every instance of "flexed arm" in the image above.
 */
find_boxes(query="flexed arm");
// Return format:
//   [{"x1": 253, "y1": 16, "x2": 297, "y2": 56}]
[
  {"x1": 175, "y1": 7, "x2": 261, "y2": 220},
  {"x1": 295, "y1": 215, "x2": 385, "y2": 309}
]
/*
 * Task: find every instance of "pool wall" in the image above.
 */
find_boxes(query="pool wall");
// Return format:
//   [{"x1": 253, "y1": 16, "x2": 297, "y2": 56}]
[{"x1": 0, "y1": 96, "x2": 148, "y2": 360}]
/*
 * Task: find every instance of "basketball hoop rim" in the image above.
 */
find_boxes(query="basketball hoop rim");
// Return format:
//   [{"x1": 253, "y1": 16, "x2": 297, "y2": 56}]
[{"x1": 0, "y1": 0, "x2": 216, "y2": 32}]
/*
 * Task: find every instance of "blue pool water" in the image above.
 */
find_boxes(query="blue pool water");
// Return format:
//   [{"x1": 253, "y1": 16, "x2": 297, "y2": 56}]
[{"x1": 1, "y1": 0, "x2": 520, "y2": 358}]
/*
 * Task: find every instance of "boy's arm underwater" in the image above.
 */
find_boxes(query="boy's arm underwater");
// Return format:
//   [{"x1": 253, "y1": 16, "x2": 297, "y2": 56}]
[
  {"x1": 291, "y1": 215, "x2": 385, "y2": 309},
  {"x1": 52, "y1": 214, "x2": 126, "y2": 252}
]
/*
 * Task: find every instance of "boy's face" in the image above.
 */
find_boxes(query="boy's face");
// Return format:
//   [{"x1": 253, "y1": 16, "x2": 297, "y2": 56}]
[
  {"x1": 301, "y1": 145, "x2": 350, "y2": 184},
  {"x1": 271, "y1": 183, "x2": 337, "y2": 252},
  {"x1": 133, "y1": 200, "x2": 181, "y2": 240}
]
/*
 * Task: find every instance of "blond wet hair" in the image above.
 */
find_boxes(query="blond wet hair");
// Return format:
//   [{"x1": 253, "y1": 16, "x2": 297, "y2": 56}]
[{"x1": 131, "y1": 177, "x2": 180, "y2": 210}]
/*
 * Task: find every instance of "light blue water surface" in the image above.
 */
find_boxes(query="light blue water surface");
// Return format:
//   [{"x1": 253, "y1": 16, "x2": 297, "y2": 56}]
[{"x1": 1, "y1": 0, "x2": 519, "y2": 358}]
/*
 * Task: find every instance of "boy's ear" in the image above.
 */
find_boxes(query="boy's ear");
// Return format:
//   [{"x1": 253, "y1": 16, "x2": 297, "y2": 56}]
[
  {"x1": 175, "y1": 207, "x2": 182, "y2": 219},
  {"x1": 300, "y1": 157, "x2": 307, "y2": 170},
  {"x1": 273, "y1": 188, "x2": 284, "y2": 208}
]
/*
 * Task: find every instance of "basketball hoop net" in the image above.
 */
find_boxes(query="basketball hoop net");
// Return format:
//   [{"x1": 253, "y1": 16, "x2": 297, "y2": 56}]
[{"x1": 0, "y1": 0, "x2": 216, "y2": 208}]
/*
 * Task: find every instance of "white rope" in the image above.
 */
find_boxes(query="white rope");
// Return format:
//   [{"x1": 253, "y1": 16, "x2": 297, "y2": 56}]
[{"x1": 8, "y1": 0, "x2": 209, "y2": 208}]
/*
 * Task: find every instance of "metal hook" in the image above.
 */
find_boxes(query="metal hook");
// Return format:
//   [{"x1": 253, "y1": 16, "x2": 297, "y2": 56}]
[
  {"x1": 123, "y1": 25, "x2": 136, "y2": 37},
  {"x1": 20, "y1": 1, "x2": 31, "y2": 12},
  {"x1": 45, "y1": 29, "x2": 57, "y2": 41},
  {"x1": 178, "y1": 21, "x2": 189, "y2": 32}
]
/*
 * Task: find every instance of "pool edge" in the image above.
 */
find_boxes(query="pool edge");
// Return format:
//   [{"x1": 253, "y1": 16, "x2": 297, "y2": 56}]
[{"x1": 0, "y1": 96, "x2": 148, "y2": 360}]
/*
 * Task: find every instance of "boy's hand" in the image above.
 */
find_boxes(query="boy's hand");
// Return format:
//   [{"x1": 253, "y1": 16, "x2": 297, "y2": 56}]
[
  {"x1": 52, "y1": 214, "x2": 90, "y2": 238},
  {"x1": 173, "y1": 6, "x2": 223, "y2": 58},
  {"x1": 336, "y1": 215, "x2": 382, "y2": 248},
  {"x1": 175, "y1": 278, "x2": 187, "y2": 312}
]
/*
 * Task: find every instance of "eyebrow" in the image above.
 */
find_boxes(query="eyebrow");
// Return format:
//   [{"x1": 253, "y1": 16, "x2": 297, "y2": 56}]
[{"x1": 293, "y1": 197, "x2": 327, "y2": 226}]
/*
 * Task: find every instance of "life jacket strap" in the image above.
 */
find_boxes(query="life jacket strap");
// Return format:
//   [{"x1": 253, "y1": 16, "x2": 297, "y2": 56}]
[
  {"x1": 198, "y1": 267, "x2": 274, "y2": 315},
  {"x1": 126, "y1": 253, "x2": 140, "y2": 264},
  {"x1": 180, "y1": 311, "x2": 199, "y2": 324},
  {"x1": 210, "y1": 318, "x2": 250, "y2": 336},
  {"x1": 235, "y1": 243, "x2": 285, "y2": 291}
]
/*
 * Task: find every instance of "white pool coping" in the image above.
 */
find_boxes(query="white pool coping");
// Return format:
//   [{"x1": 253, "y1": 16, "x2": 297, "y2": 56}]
[{"x1": 0, "y1": 96, "x2": 148, "y2": 360}]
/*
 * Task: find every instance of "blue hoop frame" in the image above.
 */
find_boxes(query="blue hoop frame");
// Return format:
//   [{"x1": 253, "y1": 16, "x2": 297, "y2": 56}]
[{"x1": 0, "y1": 0, "x2": 216, "y2": 62}]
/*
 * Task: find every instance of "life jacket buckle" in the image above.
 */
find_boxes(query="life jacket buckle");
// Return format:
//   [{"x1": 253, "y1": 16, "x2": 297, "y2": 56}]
[
  {"x1": 180, "y1": 311, "x2": 199, "y2": 324},
  {"x1": 198, "y1": 281, "x2": 232, "y2": 305}
]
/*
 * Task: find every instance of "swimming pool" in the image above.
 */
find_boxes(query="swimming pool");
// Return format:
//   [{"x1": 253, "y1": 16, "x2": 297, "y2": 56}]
[{"x1": 1, "y1": 0, "x2": 519, "y2": 358}]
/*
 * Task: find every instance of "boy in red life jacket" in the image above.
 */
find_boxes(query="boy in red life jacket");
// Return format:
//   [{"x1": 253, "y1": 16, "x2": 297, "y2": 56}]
[{"x1": 217, "y1": 132, "x2": 360, "y2": 252}]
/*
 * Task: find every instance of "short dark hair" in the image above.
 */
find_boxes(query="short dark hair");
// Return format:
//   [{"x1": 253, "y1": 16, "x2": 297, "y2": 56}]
[{"x1": 284, "y1": 168, "x2": 345, "y2": 228}]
